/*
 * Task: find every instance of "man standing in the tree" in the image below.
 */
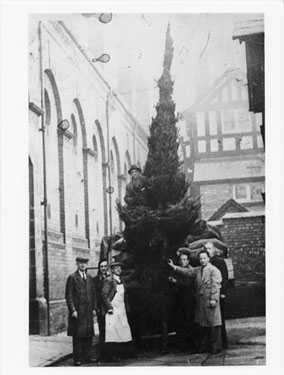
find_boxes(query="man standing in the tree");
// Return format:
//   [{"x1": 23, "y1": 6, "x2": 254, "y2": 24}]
[{"x1": 124, "y1": 165, "x2": 148, "y2": 207}]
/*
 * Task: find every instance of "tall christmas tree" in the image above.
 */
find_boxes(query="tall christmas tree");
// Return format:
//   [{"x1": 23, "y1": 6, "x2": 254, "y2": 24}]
[
  {"x1": 144, "y1": 22, "x2": 187, "y2": 209},
  {"x1": 118, "y1": 23, "x2": 200, "y2": 257},
  {"x1": 116, "y1": 24, "x2": 201, "y2": 349}
]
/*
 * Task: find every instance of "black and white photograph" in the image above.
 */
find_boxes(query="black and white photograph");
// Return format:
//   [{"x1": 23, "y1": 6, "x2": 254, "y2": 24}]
[{"x1": 1, "y1": 1, "x2": 284, "y2": 374}]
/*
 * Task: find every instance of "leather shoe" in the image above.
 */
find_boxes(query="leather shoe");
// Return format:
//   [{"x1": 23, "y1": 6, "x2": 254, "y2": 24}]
[
  {"x1": 84, "y1": 358, "x2": 99, "y2": 364},
  {"x1": 108, "y1": 357, "x2": 121, "y2": 362},
  {"x1": 74, "y1": 361, "x2": 82, "y2": 366}
]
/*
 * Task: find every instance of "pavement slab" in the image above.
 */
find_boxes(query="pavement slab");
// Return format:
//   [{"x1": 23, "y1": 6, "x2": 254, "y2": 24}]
[{"x1": 30, "y1": 317, "x2": 266, "y2": 367}]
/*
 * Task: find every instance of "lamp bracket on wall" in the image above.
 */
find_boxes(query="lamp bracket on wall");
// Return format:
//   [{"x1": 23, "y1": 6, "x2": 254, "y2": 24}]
[{"x1": 106, "y1": 186, "x2": 114, "y2": 194}]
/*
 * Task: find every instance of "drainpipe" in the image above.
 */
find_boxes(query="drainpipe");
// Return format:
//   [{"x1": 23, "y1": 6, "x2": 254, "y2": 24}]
[
  {"x1": 106, "y1": 91, "x2": 112, "y2": 240},
  {"x1": 38, "y1": 21, "x2": 50, "y2": 336}
]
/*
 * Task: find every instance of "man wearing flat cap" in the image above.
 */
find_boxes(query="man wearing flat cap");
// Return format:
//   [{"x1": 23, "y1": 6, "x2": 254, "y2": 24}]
[
  {"x1": 65, "y1": 256, "x2": 97, "y2": 366},
  {"x1": 124, "y1": 164, "x2": 148, "y2": 207},
  {"x1": 101, "y1": 261, "x2": 134, "y2": 361}
]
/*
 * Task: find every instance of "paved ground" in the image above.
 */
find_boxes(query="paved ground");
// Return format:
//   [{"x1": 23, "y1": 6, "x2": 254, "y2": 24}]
[{"x1": 37, "y1": 317, "x2": 265, "y2": 367}]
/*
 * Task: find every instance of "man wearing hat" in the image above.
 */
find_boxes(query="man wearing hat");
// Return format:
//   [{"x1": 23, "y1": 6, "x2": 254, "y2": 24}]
[
  {"x1": 168, "y1": 249, "x2": 197, "y2": 352},
  {"x1": 204, "y1": 241, "x2": 229, "y2": 349},
  {"x1": 124, "y1": 164, "x2": 148, "y2": 207},
  {"x1": 65, "y1": 256, "x2": 97, "y2": 366},
  {"x1": 101, "y1": 261, "x2": 133, "y2": 361}
]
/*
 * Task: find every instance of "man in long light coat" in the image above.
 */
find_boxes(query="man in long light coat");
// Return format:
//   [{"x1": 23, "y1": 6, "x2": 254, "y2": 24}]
[{"x1": 195, "y1": 249, "x2": 222, "y2": 354}]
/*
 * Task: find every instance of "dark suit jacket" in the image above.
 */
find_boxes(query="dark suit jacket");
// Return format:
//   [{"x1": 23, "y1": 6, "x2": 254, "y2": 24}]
[
  {"x1": 210, "y1": 256, "x2": 228, "y2": 296},
  {"x1": 65, "y1": 270, "x2": 97, "y2": 338},
  {"x1": 124, "y1": 176, "x2": 148, "y2": 206},
  {"x1": 93, "y1": 273, "x2": 109, "y2": 315},
  {"x1": 101, "y1": 274, "x2": 130, "y2": 316}
]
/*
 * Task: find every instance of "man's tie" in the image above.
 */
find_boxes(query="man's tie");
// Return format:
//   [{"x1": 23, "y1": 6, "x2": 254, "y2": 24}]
[{"x1": 83, "y1": 273, "x2": 87, "y2": 283}]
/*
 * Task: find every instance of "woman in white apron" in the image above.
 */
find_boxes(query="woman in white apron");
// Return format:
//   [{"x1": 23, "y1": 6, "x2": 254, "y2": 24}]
[{"x1": 101, "y1": 261, "x2": 133, "y2": 362}]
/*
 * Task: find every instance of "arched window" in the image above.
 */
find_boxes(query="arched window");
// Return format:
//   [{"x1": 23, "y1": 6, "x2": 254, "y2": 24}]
[
  {"x1": 44, "y1": 69, "x2": 65, "y2": 237},
  {"x1": 44, "y1": 89, "x2": 51, "y2": 127},
  {"x1": 110, "y1": 150, "x2": 115, "y2": 174},
  {"x1": 71, "y1": 113, "x2": 78, "y2": 148},
  {"x1": 93, "y1": 135, "x2": 98, "y2": 160}
]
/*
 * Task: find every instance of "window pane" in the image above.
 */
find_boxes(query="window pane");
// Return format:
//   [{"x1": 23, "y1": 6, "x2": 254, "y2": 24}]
[
  {"x1": 196, "y1": 112, "x2": 205, "y2": 136},
  {"x1": 250, "y1": 182, "x2": 264, "y2": 201},
  {"x1": 210, "y1": 139, "x2": 218, "y2": 152},
  {"x1": 209, "y1": 111, "x2": 217, "y2": 135},
  {"x1": 222, "y1": 110, "x2": 236, "y2": 133},
  {"x1": 235, "y1": 184, "x2": 248, "y2": 200},
  {"x1": 223, "y1": 137, "x2": 236, "y2": 150},
  {"x1": 198, "y1": 140, "x2": 206, "y2": 153},
  {"x1": 185, "y1": 144, "x2": 191, "y2": 158},
  {"x1": 240, "y1": 136, "x2": 253, "y2": 149}
]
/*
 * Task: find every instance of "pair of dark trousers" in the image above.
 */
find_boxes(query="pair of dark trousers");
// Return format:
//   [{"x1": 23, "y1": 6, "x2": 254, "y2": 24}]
[
  {"x1": 199, "y1": 326, "x2": 222, "y2": 352},
  {"x1": 220, "y1": 298, "x2": 228, "y2": 348},
  {"x1": 97, "y1": 313, "x2": 105, "y2": 344},
  {"x1": 97, "y1": 313, "x2": 106, "y2": 358},
  {"x1": 72, "y1": 336, "x2": 93, "y2": 362},
  {"x1": 176, "y1": 303, "x2": 195, "y2": 348}
]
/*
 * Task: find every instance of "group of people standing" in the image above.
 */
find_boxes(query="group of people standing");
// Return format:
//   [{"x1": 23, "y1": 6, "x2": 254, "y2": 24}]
[
  {"x1": 65, "y1": 239, "x2": 229, "y2": 366},
  {"x1": 65, "y1": 257, "x2": 134, "y2": 366},
  {"x1": 168, "y1": 242, "x2": 228, "y2": 354}
]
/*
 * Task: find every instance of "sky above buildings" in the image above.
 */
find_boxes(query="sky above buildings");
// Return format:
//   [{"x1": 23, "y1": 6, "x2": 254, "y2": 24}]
[{"x1": 45, "y1": 12, "x2": 263, "y2": 129}]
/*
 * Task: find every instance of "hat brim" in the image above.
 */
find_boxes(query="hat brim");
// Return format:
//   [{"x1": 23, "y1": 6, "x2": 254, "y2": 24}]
[
  {"x1": 128, "y1": 167, "x2": 142, "y2": 175},
  {"x1": 76, "y1": 258, "x2": 89, "y2": 263},
  {"x1": 110, "y1": 262, "x2": 123, "y2": 268}
]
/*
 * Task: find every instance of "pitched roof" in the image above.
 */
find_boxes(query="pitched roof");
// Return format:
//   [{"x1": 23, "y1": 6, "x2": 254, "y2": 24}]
[
  {"x1": 183, "y1": 68, "x2": 247, "y2": 114},
  {"x1": 208, "y1": 199, "x2": 248, "y2": 221}
]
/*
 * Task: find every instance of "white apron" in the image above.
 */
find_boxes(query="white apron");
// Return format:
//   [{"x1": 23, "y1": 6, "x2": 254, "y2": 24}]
[{"x1": 105, "y1": 283, "x2": 132, "y2": 343}]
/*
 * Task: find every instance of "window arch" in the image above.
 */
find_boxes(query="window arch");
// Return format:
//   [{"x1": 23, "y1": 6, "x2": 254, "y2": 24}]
[
  {"x1": 44, "y1": 89, "x2": 51, "y2": 127},
  {"x1": 71, "y1": 113, "x2": 78, "y2": 148},
  {"x1": 44, "y1": 69, "x2": 65, "y2": 238},
  {"x1": 92, "y1": 135, "x2": 98, "y2": 160},
  {"x1": 72, "y1": 99, "x2": 90, "y2": 245}
]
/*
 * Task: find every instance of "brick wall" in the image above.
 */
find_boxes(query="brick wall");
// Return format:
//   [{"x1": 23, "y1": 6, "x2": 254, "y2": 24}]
[
  {"x1": 200, "y1": 183, "x2": 232, "y2": 220},
  {"x1": 215, "y1": 211, "x2": 265, "y2": 281},
  {"x1": 209, "y1": 211, "x2": 265, "y2": 318}
]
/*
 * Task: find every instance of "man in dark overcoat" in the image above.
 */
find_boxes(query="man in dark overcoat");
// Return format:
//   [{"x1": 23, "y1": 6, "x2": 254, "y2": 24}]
[
  {"x1": 124, "y1": 165, "x2": 148, "y2": 206},
  {"x1": 168, "y1": 250, "x2": 197, "y2": 352},
  {"x1": 204, "y1": 242, "x2": 229, "y2": 349},
  {"x1": 65, "y1": 256, "x2": 97, "y2": 366}
]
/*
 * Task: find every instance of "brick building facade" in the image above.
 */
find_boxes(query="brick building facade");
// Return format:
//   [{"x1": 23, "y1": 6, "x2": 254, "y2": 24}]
[{"x1": 29, "y1": 18, "x2": 148, "y2": 335}]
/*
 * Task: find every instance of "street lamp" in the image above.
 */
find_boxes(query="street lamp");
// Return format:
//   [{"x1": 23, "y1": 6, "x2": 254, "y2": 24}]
[
  {"x1": 92, "y1": 53, "x2": 111, "y2": 63},
  {"x1": 57, "y1": 119, "x2": 70, "y2": 131},
  {"x1": 81, "y1": 13, "x2": 113, "y2": 24},
  {"x1": 98, "y1": 13, "x2": 113, "y2": 24}
]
